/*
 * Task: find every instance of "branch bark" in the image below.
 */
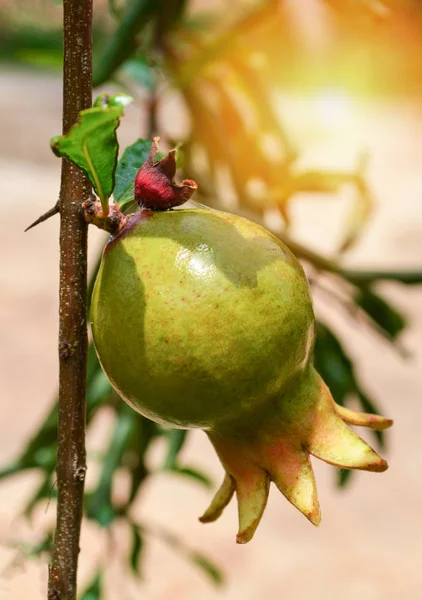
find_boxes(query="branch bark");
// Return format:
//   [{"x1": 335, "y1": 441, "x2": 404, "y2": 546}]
[{"x1": 48, "y1": 1, "x2": 93, "y2": 599}]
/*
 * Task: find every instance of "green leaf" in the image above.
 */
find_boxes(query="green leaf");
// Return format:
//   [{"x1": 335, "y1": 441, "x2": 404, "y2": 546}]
[
  {"x1": 314, "y1": 322, "x2": 355, "y2": 406},
  {"x1": 144, "y1": 524, "x2": 224, "y2": 586},
  {"x1": 190, "y1": 553, "x2": 224, "y2": 586},
  {"x1": 355, "y1": 288, "x2": 406, "y2": 340},
  {"x1": 162, "y1": 429, "x2": 187, "y2": 470},
  {"x1": 87, "y1": 369, "x2": 113, "y2": 405},
  {"x1": 85, "y1": 407, "x2": 135, "y2": 527},
  {"x1": 50, "y1": 94, "x2": 133, "y2": 213},
  {"x1": 124, "y1": 413, "x2": 159, "y2": 506},
  {"x1": 130, "y1": 524, "x2": 144, "y2": 577},
  {"x1": 92, "y1": 0, "x2": 159, "y2": 87},
  {"x1": 21, "y1": 534, "x2": 53, "y2": 559},
  {"x1": 123, "y1": 55, "x2": 154, "y2": 90},
  {"x1": 79, "y1": 571, "x2": 102, "y2": 600},
  {"x1": 113, "y1": 138, "x2": 152, "y2": 205},
  {"x1": 170, "y1": 466, "x2": 213, "y2": 489},
  {"x1": 337, "y1": 468, "x2": 353, "y2": 488},
  {"x1": 93, "y1": 92, "x2": 133, "y2": 110},
  {"x1": 0, "y1": 402, "x2": 59, "y2": 477}
]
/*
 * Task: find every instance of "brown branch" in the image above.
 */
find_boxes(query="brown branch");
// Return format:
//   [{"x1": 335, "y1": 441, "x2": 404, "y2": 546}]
[
  {"x1": 47, "y1": 1, "x2": 92, "y2": 599},
  {"x1": 25, "y1": 202, "x2": 60, "y2": 232}
]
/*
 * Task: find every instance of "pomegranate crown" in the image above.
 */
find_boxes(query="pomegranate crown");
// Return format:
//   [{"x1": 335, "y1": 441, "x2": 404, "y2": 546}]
[{"x1": 134, "y1": 137, "x2": 197, "y2": 210}]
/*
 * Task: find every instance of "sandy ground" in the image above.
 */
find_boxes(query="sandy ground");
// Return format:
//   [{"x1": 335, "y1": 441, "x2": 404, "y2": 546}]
[{"x1": 0, "y1": 70, "x2": 422, "y2": 599}]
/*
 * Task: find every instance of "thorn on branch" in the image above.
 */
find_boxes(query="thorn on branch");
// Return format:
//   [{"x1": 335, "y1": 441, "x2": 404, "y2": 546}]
[{"x1": 25, "y1": 202, "x2": 60, "y2": 232}]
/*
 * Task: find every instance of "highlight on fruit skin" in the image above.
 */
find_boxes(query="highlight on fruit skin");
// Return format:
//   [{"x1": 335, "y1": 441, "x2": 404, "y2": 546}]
[{"x1": 91, "y1": 141, "x2": 393, "y2": 544}]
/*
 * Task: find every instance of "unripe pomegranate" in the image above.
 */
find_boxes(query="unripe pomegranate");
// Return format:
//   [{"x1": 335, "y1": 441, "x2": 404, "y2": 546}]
[{"x1": 90, "y1": 140, "x2": 392, "y2": 543}]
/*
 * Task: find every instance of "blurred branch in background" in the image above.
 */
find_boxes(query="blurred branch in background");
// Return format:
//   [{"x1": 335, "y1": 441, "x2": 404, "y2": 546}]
[{"x1": 1, "y1": 0, "x2": 422, "y2": 597}]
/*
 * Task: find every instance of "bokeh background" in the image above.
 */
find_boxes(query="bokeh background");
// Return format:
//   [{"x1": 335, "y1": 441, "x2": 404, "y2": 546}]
[{"x1": 1, "y1": 0, "x2": 422, "y2": 598}]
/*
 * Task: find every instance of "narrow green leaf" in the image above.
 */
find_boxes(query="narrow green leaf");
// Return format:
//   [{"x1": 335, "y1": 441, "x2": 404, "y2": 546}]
[
  {"x1": 87, "y1": 369, "x2": 113, "y2": 405},
  {"x1": 21, "y1": 534, "x2": 53, "y2": 559},
  {"x1": 189, "y1": 553, "x2": 224, "y2": 586},
  {"x1": 79, "y1": 571, "x2": 102, "y2": 600},
  {"x1": 50, "y1": 94, "x2": 133, "y2": 213},
  {"x1": 337, "y1": 468, "x2": 353, "y2": 488},
  {"x1": 0, "y1": 462, "x2": 23, "y2": 480},
  {"x1": 124, "y1": 413, "x2": 159, "y2": 506},
  {"x1": 123, "y1": 55, "x2": 154, "y2": 90},
  {"x1": 85, "y1": 407, "x2": 135, "y2": 527},
  {"x1": 3, "y1": 402, "x2": 59, "y2": 475},
  {"x1": 162, "y1": 429, "x2": 187, "y2": 470},
  {"x1": 92, "y1": 0, "x2": 158, "y2": 87},
  {"x1": 171, "y1": 466, "x2": 213, "y2": 489},
  {"x1": 355, "y1": 288, "x2": 406, "y2": 340},
  {"x1": 130, "y1": 524, "x2": 144, "y2": 577},
  {"x1": 142, "y1": 524, "x2": 224, "y2": 586},
  {"x1": 113, "y1": 138, "x2": 152, "y2": 204},
  {"x1": 314, "y1": 322, "x2": 355, "y2": 406}
]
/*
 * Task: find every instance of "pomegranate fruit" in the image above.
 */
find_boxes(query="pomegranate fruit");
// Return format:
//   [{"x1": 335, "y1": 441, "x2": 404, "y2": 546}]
[{"x1": 90, "y1": 140, "x2": 392, "y2": 543}]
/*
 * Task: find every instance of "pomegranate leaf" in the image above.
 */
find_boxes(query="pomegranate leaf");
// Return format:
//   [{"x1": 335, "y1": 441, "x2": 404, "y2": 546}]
[
  {"x1": 170, "y1": 466, "x2": 213, "y2": 489},
  {"x1": 130, "y1": 524, "x2": 144, "y2": 577},
  {"x1": 355, "y1": 288, "x2": 406, "y2": 340},
  {"x1": 114, "y1": 138, "x2": 152, "y2": 206},
  {"x1": 148, "y1": 525, "x2": 224, "y2": 585},
  {"x1": 123, "y1": 55, "x2": 154, "y2": 90},
  {"x1": 85, "y1": 408, "x2": 135, "y2": 527},
  {"x1": 50, "y1": 93, "x2": 133, "y2": 214},
  {"x1": 314, "y1": 322, "x2": 355, "y2": 406},
  {"x1": 161, "y1": 429, "x2": 187, "y2": 470},
  {"x1": 337, "y1": 468, "x2": 353, "y2": 488},
  {"x1": 190, "y1": 553, "x2": 224, "y2": 586},
  {"x1": 80, "y1": 571, "x2": 102, "y2": 600}
]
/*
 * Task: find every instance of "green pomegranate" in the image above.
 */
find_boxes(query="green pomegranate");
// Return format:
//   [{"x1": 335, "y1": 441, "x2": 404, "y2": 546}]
[{"x1": 90, "y1": 140, "x2": 392, "y2": 543}]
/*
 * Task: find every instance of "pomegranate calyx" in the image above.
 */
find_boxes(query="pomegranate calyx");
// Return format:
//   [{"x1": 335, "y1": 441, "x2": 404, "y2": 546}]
[
  {"x1": 200, "y1": 365, "x2": 391, "y2": 544},
  {"x1": 134, "y1": 136, "x2": 197, "y2": 210}
]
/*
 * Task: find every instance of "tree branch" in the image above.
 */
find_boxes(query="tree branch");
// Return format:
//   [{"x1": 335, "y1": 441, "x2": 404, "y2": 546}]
[{"x1": 47, "y1": 1, "x2": 92, "y2": 599}]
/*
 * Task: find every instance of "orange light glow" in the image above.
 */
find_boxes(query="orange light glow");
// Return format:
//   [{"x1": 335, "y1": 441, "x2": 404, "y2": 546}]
[{"x1": 312, "y1": 88, "x2": 354, "y2": 128}]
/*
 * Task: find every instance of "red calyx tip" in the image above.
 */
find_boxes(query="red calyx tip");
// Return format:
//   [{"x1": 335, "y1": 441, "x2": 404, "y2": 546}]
[{"x1": 134, "y1": 136, "x2": 198, "y2": 210}]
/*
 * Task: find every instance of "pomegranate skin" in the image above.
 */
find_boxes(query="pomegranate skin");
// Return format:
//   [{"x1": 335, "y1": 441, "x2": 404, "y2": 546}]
[
  {"x1": 91, "y1": 207, "x2": 315, "y2": 429},
  {"x1": 91, "y1": 204, "x2": 392, "y2": 543}
]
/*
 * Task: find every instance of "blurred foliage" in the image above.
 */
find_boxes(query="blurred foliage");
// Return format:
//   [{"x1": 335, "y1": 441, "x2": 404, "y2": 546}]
[{"x1": 2, "y1": 0, "x2": 422, "y2": 597}]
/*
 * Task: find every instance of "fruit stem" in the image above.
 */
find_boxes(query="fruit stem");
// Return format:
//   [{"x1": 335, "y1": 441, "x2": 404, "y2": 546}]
[{"x1": 82, "y1": 196, "x2": 128, "y2": 234}]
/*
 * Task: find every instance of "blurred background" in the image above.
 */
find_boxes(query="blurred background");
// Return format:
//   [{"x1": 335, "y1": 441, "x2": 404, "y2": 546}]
[{"x1": 1, "y1": 0, "x2": 422, "y2": 598}]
